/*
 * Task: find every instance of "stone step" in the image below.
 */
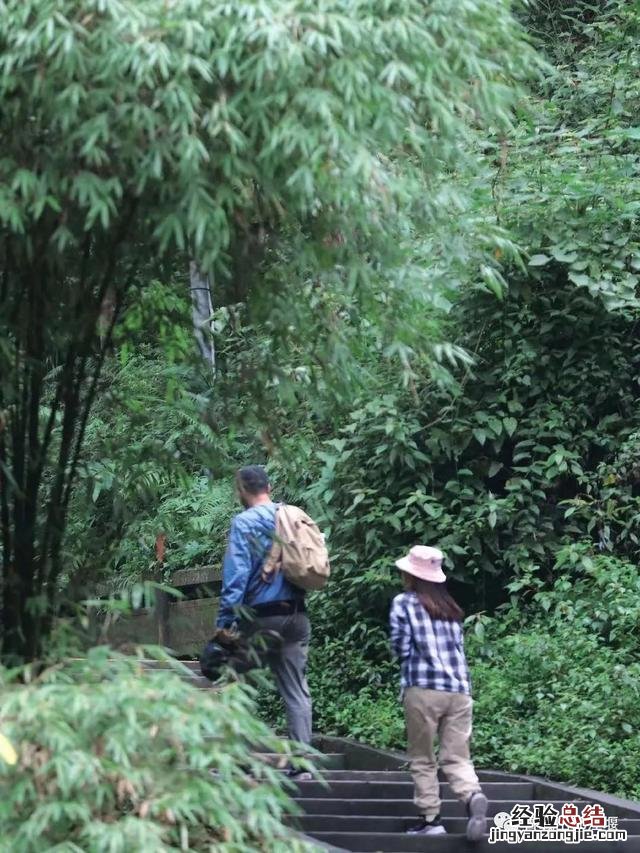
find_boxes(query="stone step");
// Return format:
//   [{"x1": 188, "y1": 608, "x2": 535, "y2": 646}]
[
  {"x1": 139, "y1": 660, "x2": 214, "y2": 689},
  {"x1": 296, "y1": 814, "x2": 640, "y2": 835},
  {"x1": 149, "y1": 670, "x2": 213, "y2": 689},
  {"x1": 319, "y1": 769, "x2": 528, "y2": 783},
  {"x1": 308, "y1": 832, "x2": 639, "y2": 853},
  {"x1": 314, "y1": 753, "x2": 346, "y2": 770},
  {"x1": 303, "y1": 741, "x2": 640, "y2": 851},
  {"x1": 139, "y1": 658, "x2": 200, "y2": 672},
  {"x1": 255, "y1": 752, "x2": 345, "y2": 770},
  {"x1": 175, "y1": 660, "x2": 201, "y2": 672},
  {"x1": 294, "y1": 780, "x2": 534, "y2": 801},
  {"x1": 186, "y1": 674, "x2": 215, "y2": 689},
  {"x1": 254, "y1": 752, "x2": 290, "y2": 769},
  {"x1": 295, "y1": 798, "x2": 579, "y2": 818}
]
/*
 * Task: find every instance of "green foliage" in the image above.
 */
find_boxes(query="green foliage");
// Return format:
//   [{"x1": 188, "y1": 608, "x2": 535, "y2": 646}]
[
  {"x1": 500, "y1": 0, "x2": 640, "y2": 312},
  {"x1": 80, "y1": 474, "x2": 237, "y2": 588},
  {"x1": 292, "y1": 1, "x2": 640, "y2": 643},
  {"x1": 255, "y1": 625, "x2": 403, "y2": 749},
  {"x1": 471, "y1": 627, "x2": 640, "y2": 799},
  {"x1": 522, "y1": 0, "x2": 609, "y2": 52},
  {"x1": 0, "y1": 0, "x2": 638, "y2": 829},
  {"x1": 307, "y1": 635, "x2": 403, "y2": 749},
  {"x1": 0, "y1": 0, "x2": 538, "y2": 660},
  {"x1": 567, "y1": 430, "x2": 640, "y2": 559},
  {"x1": 53, "y1": 8, "x2": 640, "y2": 808},
  {"x1": 0, "y1": 649, "x2": 312, "y2": 852},
  {"x1": 59, "y1": 279, "x2": 249, "y2": 590},
  {"x1": 469, "y1": 549, "x2": 640, "y2": 799},
  {"x1": 0, "y1": 0, "x2": 538, "y2": 334},
  {"x1": 62, "y1": 348, "x2": 240, "y2": 590},
  {"x1": 306, "y1": 279, "x2": 640, "y2": 631},
  {"x1": 502, "y1": 544, "x2": 640, "y2": 662}
]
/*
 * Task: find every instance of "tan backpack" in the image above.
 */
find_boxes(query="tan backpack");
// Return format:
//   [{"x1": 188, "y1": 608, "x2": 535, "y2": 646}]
[{"x1": 262, "y1": 504, "x2": 330, "y2": 591}]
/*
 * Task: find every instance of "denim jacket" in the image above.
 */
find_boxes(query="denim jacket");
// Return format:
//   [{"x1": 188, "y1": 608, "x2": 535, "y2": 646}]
[{"x1": 216, "y1": 502, "x2": 303, "y2": 628}]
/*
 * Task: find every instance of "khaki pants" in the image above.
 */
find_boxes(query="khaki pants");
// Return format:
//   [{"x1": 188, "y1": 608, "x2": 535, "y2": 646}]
[{"x1": 404, "y1": 687, "x2": 481, "y2": 819}]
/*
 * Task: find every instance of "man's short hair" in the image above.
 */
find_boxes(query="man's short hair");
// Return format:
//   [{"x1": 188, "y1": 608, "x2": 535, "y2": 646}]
[{"x1": 236, "y1": 465, "x2": 270, "y2": 495}]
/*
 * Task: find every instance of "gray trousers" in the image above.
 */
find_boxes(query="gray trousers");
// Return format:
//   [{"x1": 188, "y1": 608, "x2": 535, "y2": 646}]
[{"x1": 249, "y1": 611, "x2": 313, "y2": 746}]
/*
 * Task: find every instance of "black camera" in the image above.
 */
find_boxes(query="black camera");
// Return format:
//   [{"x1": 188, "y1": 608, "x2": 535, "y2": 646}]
[{"x1": 200, "y1": 627, "x2": 283, "y2": 681}]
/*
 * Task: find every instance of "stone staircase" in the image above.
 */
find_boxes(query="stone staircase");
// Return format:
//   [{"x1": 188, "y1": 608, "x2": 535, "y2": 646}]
[
  {"x1": 141, "y1": 657, "x2": 214, "y2": 689},
  {"x1": 146, "y1": 662, "x2": 640, "y2": 851},
  {"x1": 290, "y1": 740, "x2": 640, "y2": 852}
]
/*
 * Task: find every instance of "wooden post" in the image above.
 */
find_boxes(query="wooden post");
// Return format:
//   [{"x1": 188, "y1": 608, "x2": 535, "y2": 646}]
[{"x1": 154, "y1": 533, "x2": 171, "y2": 648}]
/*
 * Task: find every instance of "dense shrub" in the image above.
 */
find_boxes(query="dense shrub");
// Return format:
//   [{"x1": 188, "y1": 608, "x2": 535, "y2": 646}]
[
  {"x1": 306, "y1": 634, "x2": 403, "y2": 749},
  {"x1": 470, "y1": 626, "x2": 640, "y2": 799},
  {"x1": 64, "y1": 339, "x2": 243, "y2": 592},
  {"x1": 307, "y1": 280, "x2": 640, "y2": 628},
  {"x1": 0, "y1": 649, "x2": 312, "y2": 852}
]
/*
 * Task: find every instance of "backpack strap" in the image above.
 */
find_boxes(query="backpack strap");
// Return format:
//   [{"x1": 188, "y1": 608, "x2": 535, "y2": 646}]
[{"x1": 261, "y1": 503, "x2": 284, "y2": 583}]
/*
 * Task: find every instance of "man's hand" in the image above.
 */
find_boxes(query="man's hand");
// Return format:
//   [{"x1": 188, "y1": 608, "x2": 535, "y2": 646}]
[{"x1": 213, "y1": 626, "x2": 242, "y2": 650}]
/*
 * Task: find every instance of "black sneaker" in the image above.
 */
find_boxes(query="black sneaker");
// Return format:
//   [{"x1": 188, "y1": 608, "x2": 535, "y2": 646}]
[
  {"x1": 406, "y1": 815, "x2": 447, "y2": 836},
  {"x1": 466, "y1": 791, "x2": 488, "y2": 841}
]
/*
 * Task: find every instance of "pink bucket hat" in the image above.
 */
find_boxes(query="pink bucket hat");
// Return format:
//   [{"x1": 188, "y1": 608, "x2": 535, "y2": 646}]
[{"x1": 395, "y1": 545, "x2": 446, "y2": 583}]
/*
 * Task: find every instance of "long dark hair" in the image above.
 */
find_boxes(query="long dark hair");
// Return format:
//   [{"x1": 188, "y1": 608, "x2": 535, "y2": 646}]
[{"x1": 403, "y1": 572, "x2": 464, "y2": 622}]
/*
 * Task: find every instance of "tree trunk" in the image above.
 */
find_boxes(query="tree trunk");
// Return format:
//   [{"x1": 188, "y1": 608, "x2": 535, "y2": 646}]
[
  {"x1": 1, "y1": 206, "x2": 137, "y2": 663},
  {"x1": 188, "y1": 261, "x2": 215, "y2": 376}
]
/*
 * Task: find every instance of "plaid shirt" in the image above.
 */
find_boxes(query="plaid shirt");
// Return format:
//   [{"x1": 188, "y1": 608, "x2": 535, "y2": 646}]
[{"x1": 389, "y1": 592, "x2": 471, "y2": 696}]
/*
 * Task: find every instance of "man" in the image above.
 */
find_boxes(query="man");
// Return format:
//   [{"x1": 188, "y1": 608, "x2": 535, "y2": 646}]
[{"x1": 217, "y1": 465, "x2": 313, "y2": 779}]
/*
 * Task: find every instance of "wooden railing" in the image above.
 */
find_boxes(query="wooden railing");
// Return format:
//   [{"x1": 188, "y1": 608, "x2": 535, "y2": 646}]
[{"x1": 105, "y1": 566, "x2": 222, "y2": 657}]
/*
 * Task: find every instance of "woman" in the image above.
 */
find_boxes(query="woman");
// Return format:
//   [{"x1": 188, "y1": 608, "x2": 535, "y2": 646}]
[{"x1": 389, "y1": 545, "x2": 488, "y2": 841}]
